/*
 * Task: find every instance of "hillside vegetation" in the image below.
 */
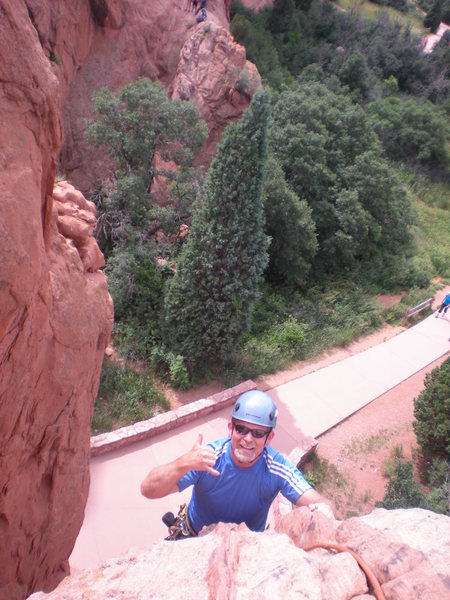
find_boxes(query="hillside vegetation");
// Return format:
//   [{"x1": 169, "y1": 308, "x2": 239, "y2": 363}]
[{"x1": 89, "y1": 0, "x2": 449, "y2": 433}]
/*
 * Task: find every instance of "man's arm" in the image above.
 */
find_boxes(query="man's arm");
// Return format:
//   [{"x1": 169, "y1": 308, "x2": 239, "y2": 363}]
[
  {"x1": 295, "y1": 488, "x2": 335, "y2": 519},
  {"x1": 140, "y1": 434, "x2": 219, "y2": 499}
]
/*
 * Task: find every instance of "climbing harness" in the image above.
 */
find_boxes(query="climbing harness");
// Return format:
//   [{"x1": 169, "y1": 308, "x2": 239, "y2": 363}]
[{"x1": 162, "y1": 503, "x2": 197, "y2": 541}]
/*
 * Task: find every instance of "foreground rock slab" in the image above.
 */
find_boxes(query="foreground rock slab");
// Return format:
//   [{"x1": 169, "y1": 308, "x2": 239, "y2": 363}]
[{"x1": 29, "y1": 508, "x2": 450, "y2": 600}]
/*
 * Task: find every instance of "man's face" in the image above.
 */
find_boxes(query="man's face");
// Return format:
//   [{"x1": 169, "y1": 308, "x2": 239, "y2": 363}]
[{"x1": 228, "y1": 418, "x2": 275, "y2": 468}]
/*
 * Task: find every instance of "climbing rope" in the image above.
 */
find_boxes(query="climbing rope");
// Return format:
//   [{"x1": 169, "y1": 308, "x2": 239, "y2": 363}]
[{"x1": 304, "y1": 542, "x2": 386, "y2": 600}]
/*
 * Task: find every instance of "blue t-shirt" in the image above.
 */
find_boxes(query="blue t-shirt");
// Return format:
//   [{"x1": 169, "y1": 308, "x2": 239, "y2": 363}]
[{"x1": 177, "y1": 438, "x2": 312, "y2": 533}]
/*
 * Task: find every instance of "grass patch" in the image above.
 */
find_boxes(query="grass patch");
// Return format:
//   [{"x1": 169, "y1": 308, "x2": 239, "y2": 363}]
[
  {"x1": 342, "y1": 428, "x2": 394, "y2": 459},
  {"x1": 360, "y1": 489, "x2": 373, "y2": 504},
  {"x1": 231, "y1": 284, "x2": 385, "y2": 381},
  {"x1": 333, "y1": 0, "x2": 427, "y2": 34},
  {"x1": 303, "y1": 454, "x2": 356, "y2": 517},
  {"x1": 401, "y1": 170, "x2": 450, "y2": 279},
  {"x1": 303, "y1": 454, "x2": 350, "y2": 490},
  {"x1": 92, "y1": 360, "x2": 169, "y2": 435},
  {"x1": 382, "y1": 444, "x2": 406, "y2": 477},
  {"x1": 413, "y1": 203, "x2": 450, "y2": 279}
]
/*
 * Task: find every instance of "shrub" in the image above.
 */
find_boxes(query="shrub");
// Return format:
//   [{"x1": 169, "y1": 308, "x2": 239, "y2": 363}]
[
  {"x1": 426, "y1": 484, "x2": 450, "y2": 515},
  {"x1": 369, "y1": 97, "x2": 449, "y2": 169},
  {"x1": 106, "y1": 245, "x2": 169, "y2": 360},
  {"x1": 413, "y1": 358, "x2": 450, "y2": 460},
  {"x1": 151, "y1": 347, "x2": 191, "y2": 390},
  {"x1": 378, "y1": 461, "x2": 426, "y2": 509},
  {"x1": 164, "y1": 92, "x2": 270, "y2": 366},
  {"x1": 92, "y1": 360, "x2": 169, "y2": 434},
  {"x1": 427, "y1": 457, "x2": 449, "y2": 487}
]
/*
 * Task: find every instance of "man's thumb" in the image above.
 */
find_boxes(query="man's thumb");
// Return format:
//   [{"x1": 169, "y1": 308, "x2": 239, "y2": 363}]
[{"x1": 197, "y1": 433, "x2": 203, "y2": 446}]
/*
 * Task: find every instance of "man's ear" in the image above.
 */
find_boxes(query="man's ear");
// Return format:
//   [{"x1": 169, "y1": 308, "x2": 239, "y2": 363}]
[
  {"x1": 266, "y1": 430, "x2": 275, "y2": 445},
  {"x1": 227, "y1": 421, "x2": 233, "y2": 437}
]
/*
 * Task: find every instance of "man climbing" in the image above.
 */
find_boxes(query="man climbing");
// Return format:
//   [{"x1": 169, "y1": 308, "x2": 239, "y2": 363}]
[
  {"x1": 141, "y1": 390, "x2": 334, "y2": 538},
  {"x1": 195, "y1": 0, "x2": 207, "y2": 22}
]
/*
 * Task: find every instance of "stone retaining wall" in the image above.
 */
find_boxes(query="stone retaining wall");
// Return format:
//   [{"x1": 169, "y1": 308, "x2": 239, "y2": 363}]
[{"x1": 90, "y1": 380, "x2": 257, "y2": 456}]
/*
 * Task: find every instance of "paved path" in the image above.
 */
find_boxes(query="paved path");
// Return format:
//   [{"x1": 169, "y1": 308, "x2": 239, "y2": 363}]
[{"x1": 70, "y1": 311, "x2": 449, "y2": 572}]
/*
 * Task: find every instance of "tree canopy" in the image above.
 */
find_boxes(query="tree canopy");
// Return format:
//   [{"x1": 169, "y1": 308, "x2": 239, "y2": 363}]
[
  {"x1": 86, "y1": 77, "x2": 207, "y2": 247},
  {"x1": 268, "y1": 76, "x2": 413, "y2": 273},
  {"x1": 263, "y1": 155, "x2": 318, "y2": 287},
  {"x1": 86, "y1": 78, "x2": 207, "y2": 359},
  {"x1": 164, "y1": 92, "x2": 271, "y2": 365}
]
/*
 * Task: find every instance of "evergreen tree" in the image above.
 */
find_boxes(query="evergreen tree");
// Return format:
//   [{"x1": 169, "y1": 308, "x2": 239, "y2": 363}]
[
  {"x1": 164, "y1": 92, "x2": 270, "y2": 366},
  {"x1": 338, "y1": 51, "x2": 370, "y2": 99},
  {"x1": 424, "y1": 0, "x2": 442, "y2": 33},
  {"x1": 269, "y1": 0, "x2": 296, "y2": 34},
  {"x1": 263, "y1": 156, "x2": 318, "y2": 288}
]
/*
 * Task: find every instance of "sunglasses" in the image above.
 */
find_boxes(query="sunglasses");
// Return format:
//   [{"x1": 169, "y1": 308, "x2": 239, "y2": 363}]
[{"x1": 233, "y1": 422, "x2": 270, "y2": 439}]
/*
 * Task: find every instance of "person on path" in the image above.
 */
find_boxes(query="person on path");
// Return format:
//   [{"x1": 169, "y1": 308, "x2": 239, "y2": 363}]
[
  {"x1": 141, "y1": 390, "x2": 334, "y2": 537},
  {"x1": 435, "y1": 292, "x2": 450, "y2": 318}
]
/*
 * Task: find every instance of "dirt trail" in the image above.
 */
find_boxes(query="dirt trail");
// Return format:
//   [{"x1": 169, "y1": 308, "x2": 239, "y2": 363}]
[{"x1": 313, "y1": 353, "x2": 448, "y2": 518}]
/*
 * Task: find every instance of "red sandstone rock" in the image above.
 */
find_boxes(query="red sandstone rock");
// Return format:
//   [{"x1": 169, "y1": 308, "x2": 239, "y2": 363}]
[
  {"x1": 171, "y1": 22, "x2": 261, "y2": 164},
  {"x1": 336, "y1": 517, "x2": 425, "y2": 585},
  {"x1": 0, "y1": 4, "x2": 113, "y2": 599},
  {"x1": 54, "y1": 181, "x2": 105, "y2": 272},
  {"x1": 50, "y1": 0, "x2": 258, "y2": 194},
  {"x1": 274, "y1": 504, "x2": 339, "y2": 549},
  {"x1": 1, "y1": 2, "x2": 259, "y2": 593}
]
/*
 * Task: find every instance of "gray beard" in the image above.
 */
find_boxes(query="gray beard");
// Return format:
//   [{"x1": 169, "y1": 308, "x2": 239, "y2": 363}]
[{"x1": 233, "y1": 446, "x2": 256, "y2": 463}]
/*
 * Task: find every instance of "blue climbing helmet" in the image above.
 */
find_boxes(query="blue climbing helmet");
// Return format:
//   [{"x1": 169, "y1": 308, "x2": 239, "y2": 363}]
[{"x1": 231, "y1": 390, "x2": 278, "y2": 428}]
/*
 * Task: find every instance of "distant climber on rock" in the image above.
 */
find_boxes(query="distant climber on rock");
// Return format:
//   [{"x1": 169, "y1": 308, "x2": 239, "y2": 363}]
[
  {"x1": 195, "y1": 0, "x2": 207, "y2": 22},
  {"x1": 185, "y1": 0, "x2": 196, "y2": 12},
  {"x1": 141, "y1": 390, "x2": 334, "y2": 539}
]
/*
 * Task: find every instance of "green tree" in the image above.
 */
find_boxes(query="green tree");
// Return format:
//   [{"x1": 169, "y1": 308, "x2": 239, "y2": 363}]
[
  {"x1": 424, "y1": 0, "x2": 442, "y2": 33},
  {"x1": 379, "y1": 461, "x2": 426, "y2": 509},
  {"x1": 338, "y1": 51, "x2": 370, "y2": 99},
  {"x1": 263, "y1": 156, "x2": 318, "y2": 287},
  {"x1": 369, "y1": 96, "x2": 449, "y2": 168},
  {"x1": 105, "y1": 240, "x2": 172, "y2": 358},
  {"x1": 268, "y1": 77, "x2": 413, "y2": 273},
  {"x1": 86, "y1": 78, "x2": 207, "y2": 359},
  {"x1": 230, "y1": 13, "x2": 291, "y2": 89},
  {"x1": 86, "y1": 77, "x2": 207, "y2": 246},
  {"x1": 413, "y1": 358, "x2": 450, "y2": 460},
  {"x1": 164, "y1": 92, "x2": 270, "y2": 366},
  {"x1": 269, "y1": 0, "x2": 296, "y2": 34}
]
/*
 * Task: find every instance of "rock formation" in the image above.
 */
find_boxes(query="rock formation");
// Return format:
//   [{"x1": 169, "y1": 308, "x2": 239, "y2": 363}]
[
  {"x1": 171, "y1": 23, "x2": 261, "y2": 161},
  {"x1": 0, "y1": 2, "x2": 114, "y2": 599},
  {"x1": 40, "y1": 0, "x2": 260, "y2": 194},
  {"x1": 28, "y1": 508, "x2": 450, "y2": 599},
  {"x1": 0, "y1": 1, "x2": 262, "y2": 598}
]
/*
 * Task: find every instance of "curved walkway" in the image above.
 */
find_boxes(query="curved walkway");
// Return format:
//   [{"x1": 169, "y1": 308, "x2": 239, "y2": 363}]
[{"x1": 69, "y1": 307, "x2": 449, "y2": 572}]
